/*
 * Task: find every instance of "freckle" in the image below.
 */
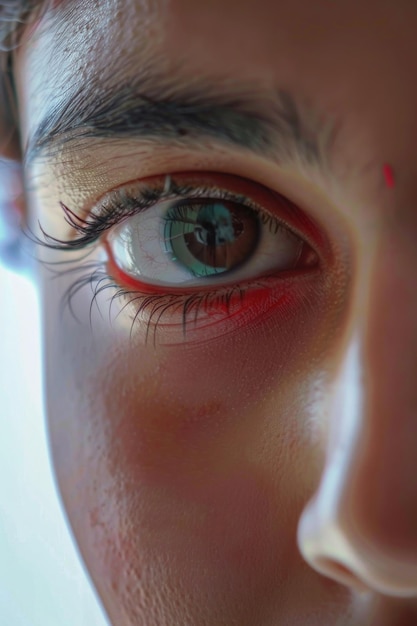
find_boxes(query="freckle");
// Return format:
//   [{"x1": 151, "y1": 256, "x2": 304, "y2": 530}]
[{"x1": 383, "y1": 163, "x2": 395, "y2": 188}]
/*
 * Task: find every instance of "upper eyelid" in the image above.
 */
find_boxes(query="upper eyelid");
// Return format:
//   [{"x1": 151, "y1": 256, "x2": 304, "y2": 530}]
[
  {"x1": 29, "y1": 172, "x2": 325, "y2": 264},
  {"x1": 72, "y1": 180, "x2": 306, "y2": 246}
]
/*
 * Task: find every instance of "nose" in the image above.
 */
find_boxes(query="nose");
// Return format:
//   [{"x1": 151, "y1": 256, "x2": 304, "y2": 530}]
[{"x1": 297, "y1": 237, "x2": 417, "y2": 597}]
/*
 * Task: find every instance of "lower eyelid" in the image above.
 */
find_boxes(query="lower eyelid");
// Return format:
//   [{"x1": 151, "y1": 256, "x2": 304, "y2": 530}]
[
  {"x1": 104, "y1": 232, "x2": 317, "y2": 296},
  {"x1": 52, "y1": 230, "x2": 321, "y2": 346},
  {"x1": 105, "y1": 265, "x2": 321, "y2": 346},
  {"x1": 104, "y1": 231, "x2": 319, "y2": 304}
]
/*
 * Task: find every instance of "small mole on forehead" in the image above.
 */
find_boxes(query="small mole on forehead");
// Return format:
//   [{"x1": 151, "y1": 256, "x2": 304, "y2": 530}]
[{"x1": 383, "y1": 163, "x2": 395, "y2": 188}]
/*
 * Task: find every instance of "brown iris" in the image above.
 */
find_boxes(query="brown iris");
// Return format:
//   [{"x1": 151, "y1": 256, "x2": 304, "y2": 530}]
[{"x1": 164, "y1": 200, "x2": 261, "y2": 277}]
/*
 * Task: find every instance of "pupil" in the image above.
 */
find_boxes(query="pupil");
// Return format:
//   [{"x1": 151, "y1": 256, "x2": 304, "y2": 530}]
[{"x1": 194, "y1": 204, "x2": 236, "y2": 247}]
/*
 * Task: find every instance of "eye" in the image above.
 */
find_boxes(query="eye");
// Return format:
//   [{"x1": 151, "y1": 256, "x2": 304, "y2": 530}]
[
  {"x1": 107, "y1": 194, "x2": 310, "y2": 289},
  {"x1": 33, "y1": 171, "x2": 322, "y2": 345},
  {"x1": 99, "y1": 172, "x2": 318, "y2": 290}
]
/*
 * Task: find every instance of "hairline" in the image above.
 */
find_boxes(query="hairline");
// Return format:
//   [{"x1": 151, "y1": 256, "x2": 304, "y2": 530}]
[{"x1": 0, "y1": 0, "x2": 53, "y2": 158}]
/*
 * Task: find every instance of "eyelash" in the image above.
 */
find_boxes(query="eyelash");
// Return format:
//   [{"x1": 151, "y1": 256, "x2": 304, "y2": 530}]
[
  {"x1": 30, "y1": 176, "x2": 312, "y2": 345},
  {"x1": 37, "y1": 178, "x2": 287, "y2": 249}
]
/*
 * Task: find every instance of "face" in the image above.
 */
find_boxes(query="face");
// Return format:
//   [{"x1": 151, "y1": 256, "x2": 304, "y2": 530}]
[{"x1": 10, "y1": 0, "x2": 417, "y2": 623}]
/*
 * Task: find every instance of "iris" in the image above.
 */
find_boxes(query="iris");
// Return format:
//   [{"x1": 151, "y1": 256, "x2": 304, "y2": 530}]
[{"x1": 164, "y1": 201, "x2": 260, "y2": 278}]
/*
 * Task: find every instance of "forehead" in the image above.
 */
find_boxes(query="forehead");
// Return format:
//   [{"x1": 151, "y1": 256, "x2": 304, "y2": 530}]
[
  {"x1": 14, "y1": 0, "x2": 417, "y2": 226},
  {"x1": 17, "y1": 0, "x2": 417, "y2": 136},
  {"x1": 19, "y1": 0, "x2": 414, "y2": 91}
]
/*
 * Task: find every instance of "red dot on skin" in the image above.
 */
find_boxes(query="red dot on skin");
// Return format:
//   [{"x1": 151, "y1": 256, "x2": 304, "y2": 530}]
[{"x1": 383, "y1": 163, "x2": 395, "y2": 188}]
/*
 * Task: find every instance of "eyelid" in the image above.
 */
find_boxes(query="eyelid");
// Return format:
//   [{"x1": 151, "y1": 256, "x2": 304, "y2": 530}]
[{"x1": 79, "y1": 171, "x2": 323, "y2": 254}]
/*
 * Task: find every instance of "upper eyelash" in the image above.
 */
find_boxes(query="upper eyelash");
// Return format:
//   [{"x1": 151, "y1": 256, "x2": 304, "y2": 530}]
[{"x1": 27, "y1": 178, "x2": 287, "y2": 253}]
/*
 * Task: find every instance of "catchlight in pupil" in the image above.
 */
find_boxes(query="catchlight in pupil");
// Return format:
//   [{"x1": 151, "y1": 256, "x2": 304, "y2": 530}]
[{"x1": 164, "y1": 200, "x2": 260, "y2": 277}]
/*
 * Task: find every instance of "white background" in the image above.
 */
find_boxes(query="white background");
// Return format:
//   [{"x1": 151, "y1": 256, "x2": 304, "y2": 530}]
[{"x1": 0, "y1": 263, "x2": 109, "y2": 626}]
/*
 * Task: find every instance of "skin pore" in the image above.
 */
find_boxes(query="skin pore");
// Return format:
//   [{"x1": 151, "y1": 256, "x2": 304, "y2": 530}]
[{"x1": 4, "y1": 0, "x2": 417, "y2": 624}]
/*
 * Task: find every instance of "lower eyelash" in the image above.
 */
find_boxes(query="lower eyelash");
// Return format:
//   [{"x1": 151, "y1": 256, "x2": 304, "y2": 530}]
[
  {"x1": 53, "y1": 257, "x2": 248, "y2": 346},
  {"x1": 128, "y1": 287, "x2": 248, "y2": 345},
  {"x1": 24, "y1": 218, "x2": 256, "y2": 344}
]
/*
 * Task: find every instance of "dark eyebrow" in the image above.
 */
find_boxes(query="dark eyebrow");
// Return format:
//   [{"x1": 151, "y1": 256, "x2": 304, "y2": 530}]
[{"x1": 23, "y1": 76, "x2": 339, "y2": 175}]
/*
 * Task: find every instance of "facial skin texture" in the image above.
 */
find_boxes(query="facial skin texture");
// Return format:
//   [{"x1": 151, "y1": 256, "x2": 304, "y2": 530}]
[{"x1": 7, "y1": 0, "x2": 417, "y2": 624}]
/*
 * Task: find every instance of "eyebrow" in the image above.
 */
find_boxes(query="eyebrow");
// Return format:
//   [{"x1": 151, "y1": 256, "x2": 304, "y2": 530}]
[{"x1": 24, "y1": 74, "x2": 339, "y2": 176}]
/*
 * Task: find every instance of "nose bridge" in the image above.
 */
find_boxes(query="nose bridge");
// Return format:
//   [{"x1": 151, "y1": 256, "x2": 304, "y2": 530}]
[
  {"x1": 352, "y1": 235, "x2": 417, "y2": 551},
  {"x1": 297, "y1": 232, "x2": 417, "y2": 596},
  {"x1": 364, "y1": 235, "x2": 417, "y2": 414}
]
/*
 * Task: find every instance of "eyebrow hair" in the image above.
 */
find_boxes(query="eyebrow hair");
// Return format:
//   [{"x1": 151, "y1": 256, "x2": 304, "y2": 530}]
[{"x1": 24, "y1": 73, "x2": 339, "y2": 177}]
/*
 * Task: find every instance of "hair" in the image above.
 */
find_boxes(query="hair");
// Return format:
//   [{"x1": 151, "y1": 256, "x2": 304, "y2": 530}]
[
  {"x1": 1, "y1": 2, "x2": 36, "y2": 52},
  {"x1": 0, "y1": 1, "x2": 48, "y2": 157},
  {"x1": 1, "y1": 1, "x2": 54, "y2": 51}
]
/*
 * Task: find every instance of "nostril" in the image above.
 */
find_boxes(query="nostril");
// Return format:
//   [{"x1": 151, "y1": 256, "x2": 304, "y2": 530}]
[{"x1": 316, "y1": 558, "x2": 370, "y2": 593}]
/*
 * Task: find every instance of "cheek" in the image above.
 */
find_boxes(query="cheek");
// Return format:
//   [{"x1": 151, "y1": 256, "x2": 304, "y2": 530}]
[{"x1": 41, "y1": 262, "x2": 345, "y2": 620}]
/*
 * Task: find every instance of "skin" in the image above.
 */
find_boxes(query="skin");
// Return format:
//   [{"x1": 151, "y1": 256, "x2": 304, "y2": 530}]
[{"x1": 3, "y1": 0, "x2": 417, "y2": 623}]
